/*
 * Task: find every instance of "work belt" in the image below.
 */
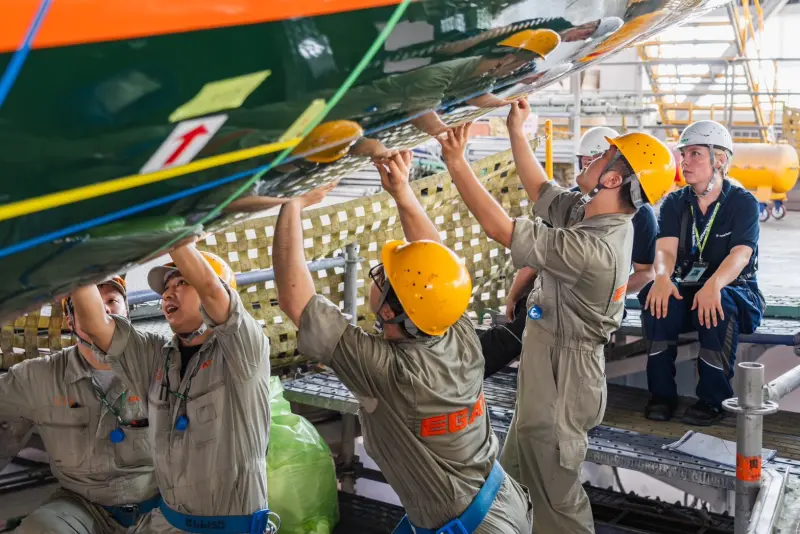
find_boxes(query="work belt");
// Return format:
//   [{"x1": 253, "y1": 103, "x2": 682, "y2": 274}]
[
  {"x1": 101, "y1": 493, "x2": 161, "y2": 528},
  {"x1": 392, "y1": 460, "x2": 505, "y2": 534},
  {"x1": 159, "y1": 500, "x2": 279, "y2": 534}
]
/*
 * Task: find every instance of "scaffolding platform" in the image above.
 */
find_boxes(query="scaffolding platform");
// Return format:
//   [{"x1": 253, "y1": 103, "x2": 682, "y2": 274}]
[
  {"x1": 333, "y1": 486, "x2": 737, "y2": 534},
  {"x1": 283, "y1": 370, "x2": 800, "y2": 492}
]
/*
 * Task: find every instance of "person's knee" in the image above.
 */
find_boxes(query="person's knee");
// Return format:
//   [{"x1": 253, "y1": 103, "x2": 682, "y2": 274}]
[{"x1": 15, "y1": 511, "x2": 74, "y2": 534}]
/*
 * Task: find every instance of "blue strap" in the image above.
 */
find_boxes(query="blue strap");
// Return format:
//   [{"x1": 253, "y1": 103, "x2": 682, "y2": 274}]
[
  {"x1": 101, "y1": 493, "x2": 162, "y2": 528},
  {"x1": 393, "y1": 461, "x2": 505, "y2": 534},
  {"x1": 159, "y1": 500, "x2": 275, "y2": 534}
]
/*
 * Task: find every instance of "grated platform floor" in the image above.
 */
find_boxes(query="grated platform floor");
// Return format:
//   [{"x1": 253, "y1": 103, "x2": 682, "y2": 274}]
[
  {"x1": 333, "y1": 486, "x2": 735, "y2": 534},
  {"x1": 284, "y1": 370, "x2": 800, "y2": 491}
]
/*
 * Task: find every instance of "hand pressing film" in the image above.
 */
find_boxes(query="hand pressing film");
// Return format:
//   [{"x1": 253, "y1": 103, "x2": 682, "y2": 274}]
[
  {"x1": 374, "y1": 151, "x2": 413, "y2": 196},
  {"x1": 296, "y1": 180, "x2": 341, "y2": 209}
]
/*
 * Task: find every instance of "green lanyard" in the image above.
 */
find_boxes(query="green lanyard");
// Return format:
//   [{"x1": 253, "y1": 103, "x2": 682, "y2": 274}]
[
  {"x1": 90, "y1": 379, "x2": 127, "y2": 424},
  {"x1": 690, "y1": 202, "x2": 721, "y2": 262},
  {"x1": 161, "y1": 352, "x2": 196, "y2": 403}
]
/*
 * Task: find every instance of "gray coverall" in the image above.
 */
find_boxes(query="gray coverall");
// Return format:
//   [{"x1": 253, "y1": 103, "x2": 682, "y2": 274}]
[
  {"x1": 0, "y1": 347, "x2": 160, "y2": 533},
  {"x1": 502, "y1": 182, "x2": 633, "y2": 533},
  {"x1": 98, "y1": 285, "x2": 271, "y2": 531},
  {"x1": 297, "y1": 295, "x2": 532, "y2": 533}
]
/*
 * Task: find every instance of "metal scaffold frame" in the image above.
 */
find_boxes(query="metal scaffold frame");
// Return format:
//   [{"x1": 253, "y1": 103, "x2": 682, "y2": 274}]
[{"x1": 625, "y1": 0, "x2": 794, "y2": 143}]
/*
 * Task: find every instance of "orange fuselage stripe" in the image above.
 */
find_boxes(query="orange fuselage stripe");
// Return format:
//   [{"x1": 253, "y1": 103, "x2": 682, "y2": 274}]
[{"x1": 0, "y1": 0, "x2": 404, "y2": 53}]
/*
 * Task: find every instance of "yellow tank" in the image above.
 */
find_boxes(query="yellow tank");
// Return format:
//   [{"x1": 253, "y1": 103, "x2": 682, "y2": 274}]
[
  {"x1": 728, "y1": 143, "x2": 799, "y2": 202},
  {"x1": 670, "y1": 143, "x2": 799, "y2": 202}
]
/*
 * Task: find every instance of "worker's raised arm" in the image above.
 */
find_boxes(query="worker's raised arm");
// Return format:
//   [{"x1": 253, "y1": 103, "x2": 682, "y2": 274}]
[
  {"x1": 507, "y1": 99, "x2": 550, "y2": 202},
  {"x1": 375, "y1": 151, "x2": 441, "y2": 243},
  {"x1": 169, "y1": 244, "x2": 232, "y2": 326},
  {"x1": 70, "y1": 285, "x2": 164, "y2": 399},
  {"x1": 437, "y1": 123, "x2": 515, "y2": 248},
  {"x1": 70, "y1": 285, "x2": 116, "y2": 352},
  {"x1": 274, "y1": 181, "x2": 339, "y2": 327}
]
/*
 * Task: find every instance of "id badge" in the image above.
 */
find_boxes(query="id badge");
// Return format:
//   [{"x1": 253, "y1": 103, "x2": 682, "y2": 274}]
[{"x1": 683, "y1": 262, "x2": 708, "y2": 283}]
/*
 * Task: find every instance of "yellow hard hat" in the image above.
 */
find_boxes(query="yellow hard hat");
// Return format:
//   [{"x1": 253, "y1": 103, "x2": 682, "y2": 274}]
[
  {"x1": 578, "y1": 9, "x2": 668, "y2": 63},
  {"x1": 62, "y1": 276, "x2": 127, "y2": 316},
  {"x1": 498, "y1": 29, "x2": 561, "y2": 58},
  {"x1": 382, "y1": 240, "x2": 472, "y2": 336},
  {"x1": 607, "y1": 132, "x2": 676, "y2": 205},
  {"x1": 292, "y1": 120, "x2": 364, "y2": 164},
  {"x1": 147, "y1": 251, "x2": 236, "y2": 295}
]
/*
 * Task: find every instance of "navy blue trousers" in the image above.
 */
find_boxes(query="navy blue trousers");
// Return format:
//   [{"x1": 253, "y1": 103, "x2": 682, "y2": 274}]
[{"x1": 638, "y1": 282, "x2": 763, "y2": 408}]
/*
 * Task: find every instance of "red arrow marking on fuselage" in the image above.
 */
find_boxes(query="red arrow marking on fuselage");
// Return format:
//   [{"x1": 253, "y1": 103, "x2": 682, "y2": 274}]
[{"x1": 164, "y1": 125, "x2": 209, "y2": 166}]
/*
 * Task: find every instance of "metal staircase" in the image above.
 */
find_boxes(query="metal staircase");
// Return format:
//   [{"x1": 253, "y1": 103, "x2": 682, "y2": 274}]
[{"x1": 635, "y1": 0, "x2": 790, "y2": 143}]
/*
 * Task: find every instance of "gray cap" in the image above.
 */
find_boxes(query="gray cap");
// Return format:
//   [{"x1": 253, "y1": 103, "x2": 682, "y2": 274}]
[{"x1": 147, "y1": 265, "x2": 180, "y2": 295}]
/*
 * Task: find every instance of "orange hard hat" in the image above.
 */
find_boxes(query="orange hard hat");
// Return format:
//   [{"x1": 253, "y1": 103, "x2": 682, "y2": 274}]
[{"x1": 61, "y1": 276, "x2": 127, "y2": 316}]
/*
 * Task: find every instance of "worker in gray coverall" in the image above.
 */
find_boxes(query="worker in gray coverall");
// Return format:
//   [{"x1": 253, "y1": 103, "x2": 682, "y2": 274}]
[
  {"x1": 69, "y1": 245, "x2": 275, "y2": 534},
  {"x1": 273, "y1": 152, "x2": 532, "y2": 534},
  {"x1": 0, "y1": 278, "x2": 163, "y2": 534},
  {"x1": 437, "y1": 98, "x2": 677, "y2": 533}
]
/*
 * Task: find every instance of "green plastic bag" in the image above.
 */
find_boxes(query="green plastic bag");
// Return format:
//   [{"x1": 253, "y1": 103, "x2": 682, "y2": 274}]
[{"x1": 267, "y1": 377, "x2": 339, "y2": 534}]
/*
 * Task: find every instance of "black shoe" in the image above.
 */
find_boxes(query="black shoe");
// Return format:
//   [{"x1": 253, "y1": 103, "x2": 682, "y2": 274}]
[
  {"x1": 645, "y1": 398, "x2": 678, "y2": 421},
  {"x1": 682, "y1": 400, "x2": 725, "y2": 426}
]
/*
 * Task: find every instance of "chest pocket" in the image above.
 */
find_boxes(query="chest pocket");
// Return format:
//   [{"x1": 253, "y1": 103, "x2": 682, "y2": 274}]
[
  {"x1": 35, "y1": 407, "x2": 90, "y2": 469},
  {"x1": 181, "y1": 385, "x2": 227, "y2": 485},
  {"x1": 115, "y1": 401, "x2": 152, "y2": 467},
  {"x1": 186, "y1": 385, "x2": 225, "y2": 448}
]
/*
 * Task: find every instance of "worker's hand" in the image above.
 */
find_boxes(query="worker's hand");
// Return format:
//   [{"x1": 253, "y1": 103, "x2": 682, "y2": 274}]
[
  {"x1": 506, "y1": 294, "x2": 519, "y2": 321},
  {"x1": 692, "y1": 282, "x2": 724, "y2": 328},
  {"x1": 506, "y1": 98, "x2": 531, "y2": 133},
  {"x1": 296, "y1": 180, "x2": 340, "y2": 209},
  {"x1": 437, "y1": 122, "x2": 472, "y2": 164},
  {"x1": 644, "y1": 275, "x2": 682, "y2": 319},
  {"x1": 374, "y1": 151, "x2": 413, "y2": 197}
]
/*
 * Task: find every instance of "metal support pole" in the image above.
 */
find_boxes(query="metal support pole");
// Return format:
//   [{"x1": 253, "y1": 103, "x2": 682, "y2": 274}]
[
  {"x1": 545, "y1": 120, "x2": 553, "y2": 180},
  {"x1": 722, "y1": 362, "x2": 779, "y2": 534},
  {"x1": 571, "y1": 73, "x2": 581, "y2": 156},
  {"x1": 343, "y1": 243, "x2": 359, "y2": 325},
  {"x1": 339, "y1": 243, "x2": 360, "y2": 493},
  {"x1": 128, "y1": 256, "x2": 346, "y2": 305},
  {"x1": 763, "y1": 364, "x2": 800, "y2": 403},
  {"x1": 635, "y1": 64, "x2": 644, "y2": 131}
]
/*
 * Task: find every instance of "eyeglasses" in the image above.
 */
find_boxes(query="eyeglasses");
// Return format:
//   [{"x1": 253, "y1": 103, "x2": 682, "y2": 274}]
[{"x1": 369, "y1": 264, "x2": 386, "y2": 289}]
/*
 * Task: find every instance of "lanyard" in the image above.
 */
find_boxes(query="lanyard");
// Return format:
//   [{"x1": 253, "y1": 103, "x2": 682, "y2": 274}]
[
  {"x1": 690, "y1": 202, "x2": 720, "y2": 261},
  {"x1": 90, "y1": 378, "x2": 127, "y2": 424},
  {"x1": 161, "y1": 352, "x2": 198, "y2": 403}
]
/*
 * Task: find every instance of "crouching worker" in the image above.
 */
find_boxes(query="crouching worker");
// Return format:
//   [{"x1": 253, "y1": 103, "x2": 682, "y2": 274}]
[
  {"x1": 273, "y1": 152, "x2": 532, "y2": 534},
  {"x1": 641, "y1": 120, "x2": 765, "y2": 426},
  {"x1": 0, "y1": 278, "x2": 162, "y2": 534},
  {"x1": 69, "y1": 245, "x2": 275, "y2": 533}
]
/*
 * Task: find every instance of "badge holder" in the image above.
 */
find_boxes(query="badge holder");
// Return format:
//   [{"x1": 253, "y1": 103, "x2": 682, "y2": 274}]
[{"x1": 683, "y1": 262, "x2": 708, "y2": 283}]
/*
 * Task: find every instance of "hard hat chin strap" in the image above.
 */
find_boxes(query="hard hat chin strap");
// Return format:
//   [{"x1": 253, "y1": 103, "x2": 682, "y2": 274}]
[
  {"x1": 696, "y1": 144, "x2": 723, "y2": 198},
  {"x1": 176, "y1": 322, "x2": 208, "y2": 345},
  {"x1": 64, "y1": 300, "x2": 103, "y2": 351},
  {"x1": 375, "y1": 281, "x2": 420, "y2": 338},
  {"x1": 580, "y1": 151, "x2": 630, "y2": 204}
]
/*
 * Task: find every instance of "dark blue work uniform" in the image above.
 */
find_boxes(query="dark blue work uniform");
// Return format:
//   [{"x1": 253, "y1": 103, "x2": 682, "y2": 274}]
[
  {"x1": 480, "y1": 193, "x2": 658, "y2": 377},
  {"x1": 638, "y1": 180, "x2": 765, "y2": 408}
]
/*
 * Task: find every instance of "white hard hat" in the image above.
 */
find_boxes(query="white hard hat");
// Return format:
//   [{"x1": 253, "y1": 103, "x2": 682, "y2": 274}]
[
  {"x1": 677, "y1": 120, "x2": 733, "y2": 154},
  {"x1": 578, "y1": 126, "x2": 620, "y2": 157}
]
